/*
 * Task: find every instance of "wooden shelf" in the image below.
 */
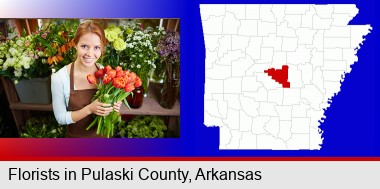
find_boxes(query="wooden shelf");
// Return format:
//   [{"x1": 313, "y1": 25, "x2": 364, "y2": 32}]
[
  {"x1": 8, "y1": 82, "x2": 179, "y2": 115},
  {"x1": 9, "y1": 103, "x2": 52, "y2": 111}
]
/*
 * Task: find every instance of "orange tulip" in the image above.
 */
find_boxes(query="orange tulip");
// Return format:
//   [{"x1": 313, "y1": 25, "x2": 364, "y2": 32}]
[
  {"x1": 107, "y1": 70, "x2": 116, "y2": 79},
  {"x1": 113, "y1": 77, "x2": 127, "y2": 89},
  {"x1": 87, "y1": 74, "x2": 96, "y2": 84},
  {"x1": 116, "y1": 70, "x2": 126, "y2": 78},
  {"x1": 104, "y1": 65, "x2": 112, "y2": 73},
  {"x1": 134, "y1": 77, "x2": 142, "y2": 88},
  {"x1": 124, "y1": 83, "x2": 135, "y2": 92},
  {"x1": 115, "y1": 66, "x2": 122, "y2": 72},
  {"x1": 95, "y1": 69, "x2": 105, "y2": 78},
  {"x1": 103, "y1": 75, "x2": 113, "y2": 84},
  {"x1": 128, "y1": 72, "x2": 137, "y2": 82}
]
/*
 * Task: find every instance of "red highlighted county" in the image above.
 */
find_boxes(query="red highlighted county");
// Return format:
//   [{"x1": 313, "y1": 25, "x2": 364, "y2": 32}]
[{"x1": 264, "y1": 65, "x2": 290, "y2": 88}]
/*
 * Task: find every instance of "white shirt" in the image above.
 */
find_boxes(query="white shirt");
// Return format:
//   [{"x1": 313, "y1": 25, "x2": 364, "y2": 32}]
[
  {"x1": 51, "y1": 65, "x2": 73, "y2": 125},
  {"x1": 51, "y1": 63, "x2": 103, "y2": 125}
]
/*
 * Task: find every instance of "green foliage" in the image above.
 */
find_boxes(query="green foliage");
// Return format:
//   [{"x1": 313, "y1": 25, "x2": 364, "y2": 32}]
[
  {"x1": 33, "y1": 19, "x2": 79, "y2": 72},
  {"x1": 0, "y1": 19, "x2": 79, "y2": 81},
  {"x1": 20, "y1": 115, "x2": 65, "y2": 138},
  {"x1": 117, "y1": 115, "x2": 167, "y2": 138},
  {"x1": 101, "y1": 20, "x2": 165, "y2": 93}
]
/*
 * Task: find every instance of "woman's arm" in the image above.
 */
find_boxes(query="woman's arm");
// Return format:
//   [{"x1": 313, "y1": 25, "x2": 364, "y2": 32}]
[{"x1": 51, "y1": 72, "x2": 74, "y2": 125}]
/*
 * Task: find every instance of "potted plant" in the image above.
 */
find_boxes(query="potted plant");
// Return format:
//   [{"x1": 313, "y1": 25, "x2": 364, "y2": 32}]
[
  {"x1": 116, "y1": 115, "x2": 167, "y2": 138},
  {"x1": 0, "y1": 20, "x2": 79, "y2": 104},
  {"x1": 156, "y1": 31, "x2": 180, "y2": 109},
  {"x1": 19, "y1": 115, "x2": 65, "y2": 138},
  {"x1": 102, "y1": 20, "x2": 165, "y2": 97}
]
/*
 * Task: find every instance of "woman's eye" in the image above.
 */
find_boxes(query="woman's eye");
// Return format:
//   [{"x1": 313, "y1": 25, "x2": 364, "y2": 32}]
[
  {"x1": 95, "y1": 46, "x2": 101, "y2": 50},
  {"x1": 81, "y1": 45, "x2": 88, "y2": 49}
]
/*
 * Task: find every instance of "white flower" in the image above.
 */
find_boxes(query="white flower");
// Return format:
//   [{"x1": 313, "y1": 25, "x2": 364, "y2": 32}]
[
  {"x1": 127, "y1": 43, "x2": 134, "y2": 48},
  {"x1": 20, "y1": 56, "x2": 32, "y2": 69},
  {"x1": 16, "y1": 39, "x2": 24, "y2": 46},
  {"x1": 9, "y1": 47, "x2": 17, "y2": 56},
  {"x1": 136, "y1": 64, "x2": 141, "y2": 68},
  {"x1": 14, "y1": 68, "x2": 22, "y2": 77},
  {"x1": 4, "y1": 57, "x2": 15, "y2": 69}
]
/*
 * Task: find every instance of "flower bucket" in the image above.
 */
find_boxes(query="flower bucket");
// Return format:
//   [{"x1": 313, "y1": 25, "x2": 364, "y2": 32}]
[
  {"x1": 14, "y1": 77, "x2": 52, "y2": 104},
  {"x1": 159, "y1": 61, "x2": 180, "y2": 109}
]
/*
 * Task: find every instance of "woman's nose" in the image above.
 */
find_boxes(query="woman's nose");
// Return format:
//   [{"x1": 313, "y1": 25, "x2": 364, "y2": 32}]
[{"x1": 86, "y1": 48, "x2": 94, "y2": 55}]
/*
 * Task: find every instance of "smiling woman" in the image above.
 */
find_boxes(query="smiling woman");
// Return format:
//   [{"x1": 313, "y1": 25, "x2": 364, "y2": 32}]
[{"x1": 51, "y1": 20, "x2": 122, "y2": 138}]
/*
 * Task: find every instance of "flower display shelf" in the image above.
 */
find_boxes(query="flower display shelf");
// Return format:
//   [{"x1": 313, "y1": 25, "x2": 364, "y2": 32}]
[{"x1": 120, "y1": 82, "x2": 180, "y2": 116}]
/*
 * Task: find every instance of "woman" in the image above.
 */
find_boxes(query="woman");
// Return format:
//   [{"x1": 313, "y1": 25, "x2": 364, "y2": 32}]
[{"x1": 51, "y1": 20, "x2": 122, "y2": 137}]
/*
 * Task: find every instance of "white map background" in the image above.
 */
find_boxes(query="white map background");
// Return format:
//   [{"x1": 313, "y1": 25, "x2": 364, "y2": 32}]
[{"x1": 201, "y1": 4, "x2": 371, "y2": 150}]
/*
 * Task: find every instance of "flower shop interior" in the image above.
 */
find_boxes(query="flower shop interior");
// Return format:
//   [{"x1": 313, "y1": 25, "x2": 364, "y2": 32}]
[{"x1": 0, "y1": 18, "x2": 180, "y2": 138}]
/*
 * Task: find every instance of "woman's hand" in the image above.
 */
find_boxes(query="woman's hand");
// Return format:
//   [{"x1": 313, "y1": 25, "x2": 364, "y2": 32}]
[
  {"x1": 113, "y1": 101, "x2": 122, "y2": 113},
  {"x1": 87, "y1": 99, "x2": 113, "y2": 116}
]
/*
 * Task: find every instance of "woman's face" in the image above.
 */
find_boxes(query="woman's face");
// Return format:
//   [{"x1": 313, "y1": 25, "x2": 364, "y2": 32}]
[{"x1": 75, "y1": 32, "x2": 102, "y2": 67}]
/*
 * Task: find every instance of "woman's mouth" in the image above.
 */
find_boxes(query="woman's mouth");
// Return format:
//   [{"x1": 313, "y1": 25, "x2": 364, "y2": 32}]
[{"x1": 83, "y1": 57, "x2": 94, "y2": 64}]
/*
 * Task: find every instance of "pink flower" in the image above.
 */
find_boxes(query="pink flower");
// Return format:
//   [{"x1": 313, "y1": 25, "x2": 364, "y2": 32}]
[{"x1": 41, "y1": 33, "x2": 47, "y2": 39}]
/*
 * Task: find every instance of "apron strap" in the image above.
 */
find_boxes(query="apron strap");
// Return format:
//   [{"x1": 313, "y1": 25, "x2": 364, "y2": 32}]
[
  {"x1": 70, "y1": 62, "x2": 100, "y2": 91},
  {"x1": 70, "y1": 62, "x2": 75, "y2": 91}
]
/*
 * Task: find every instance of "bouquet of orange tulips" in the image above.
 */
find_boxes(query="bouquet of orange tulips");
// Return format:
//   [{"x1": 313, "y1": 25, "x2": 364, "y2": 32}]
[{"x1": 86, "y1": 65, "x2": 142, "y2": 138}]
